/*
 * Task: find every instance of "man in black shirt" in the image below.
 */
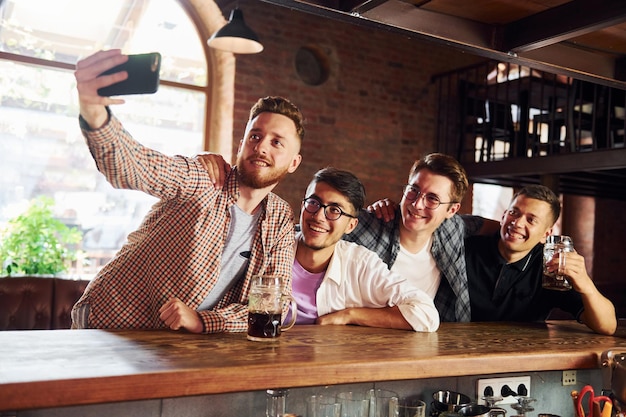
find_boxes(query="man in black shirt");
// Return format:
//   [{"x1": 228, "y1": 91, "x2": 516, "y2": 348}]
[{"x1": 465, "y1": 185, "x2": 616, "y2": 335}]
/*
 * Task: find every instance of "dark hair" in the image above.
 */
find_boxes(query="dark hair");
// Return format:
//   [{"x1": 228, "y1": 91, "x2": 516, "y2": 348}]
[
  {"x1": 307, "y1": 167, "x2": 366, "y2": 214},
  {"x1": 249, "y1": 96, "x2": 305, "y2": 141},
  {"x1": 513, "y1": 184, "x2": 561, "y2": 225},
  {"x1": 408, "y1": 153, "x2": 469, "y2": 203}
]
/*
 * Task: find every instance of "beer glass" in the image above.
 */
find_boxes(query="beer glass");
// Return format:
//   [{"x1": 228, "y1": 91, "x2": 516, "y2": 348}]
[
  {"x1": 247, "y1": 276, "x2": 297, "y2": 341},
  {"x1": 542, "y1": 235, "x2": 575, "y2": 291}
]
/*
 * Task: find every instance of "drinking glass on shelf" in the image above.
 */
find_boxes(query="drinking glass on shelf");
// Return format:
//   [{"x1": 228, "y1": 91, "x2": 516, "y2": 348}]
[
  {"x1": 337, "y1": 391, "x2": 370, "y2": 417},
  {"x1": 390, "y1": 397, "x2": 426, "y2": 417},
  {"x1": 369, "y1": 389, "x2": 399, "y2": 417},
  {"x1": 307, "y1": 394, "x2": 341, "y2": 417},
  {"x1": 266, "y1": 388, "x2": 289, "y2": 417}
]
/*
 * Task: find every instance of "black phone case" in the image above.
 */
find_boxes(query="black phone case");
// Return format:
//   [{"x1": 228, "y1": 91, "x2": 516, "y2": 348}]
[{"x1": 97, "y1": 52, "x2": 161, "y2": 96}]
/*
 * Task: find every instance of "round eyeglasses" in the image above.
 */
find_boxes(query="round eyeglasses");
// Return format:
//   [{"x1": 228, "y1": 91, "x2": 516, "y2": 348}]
[
  {"x1": 302, "y1": 198, "x2": 357, "y2": 221},
  {"x1": 402, "y1": 185, "x2": 457, "y2": 210}
]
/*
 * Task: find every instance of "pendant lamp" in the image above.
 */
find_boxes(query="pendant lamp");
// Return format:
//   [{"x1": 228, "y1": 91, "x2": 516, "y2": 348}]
[{"x1": 207, "y1": 9, "x2": 263, "y2": 54}]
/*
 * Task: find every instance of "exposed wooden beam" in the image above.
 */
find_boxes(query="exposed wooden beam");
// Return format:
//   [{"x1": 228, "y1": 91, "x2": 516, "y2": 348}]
[
  {"x1": 259, "y1": 0, "x2": 626, "y2": 88},
  {"x1": 503, "y1": 0, "x2": 626, "y2": 53}
]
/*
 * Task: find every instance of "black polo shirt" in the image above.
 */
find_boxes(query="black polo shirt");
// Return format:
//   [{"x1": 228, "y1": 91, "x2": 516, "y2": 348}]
[{"x1": 465, "y1": 233, "x2": 583, "y2": 322}]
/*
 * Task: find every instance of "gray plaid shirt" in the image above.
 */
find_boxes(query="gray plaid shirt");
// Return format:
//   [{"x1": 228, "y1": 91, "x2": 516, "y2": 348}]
[{"x1": 343, "y1": 209, "x2": 483, "y2": 322}]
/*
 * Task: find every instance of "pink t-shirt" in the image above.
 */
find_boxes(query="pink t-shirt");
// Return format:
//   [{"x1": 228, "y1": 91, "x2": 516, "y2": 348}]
[{"x1": 286, "y1": 259, "x2": 325, "y2": 324}]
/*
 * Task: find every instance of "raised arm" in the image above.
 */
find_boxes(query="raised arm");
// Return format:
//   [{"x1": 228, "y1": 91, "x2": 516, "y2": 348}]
[
  {"x1": 75, "y1": 49, "x2": 129, "y2": 129},
  {"x1": 551, "y1": 251, "x2": 617, "y2": 335}
]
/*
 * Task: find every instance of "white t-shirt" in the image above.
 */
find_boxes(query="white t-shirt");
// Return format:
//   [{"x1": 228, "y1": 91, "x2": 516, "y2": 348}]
[
  {"x1": 197, "y1": 204, "x2": 260, "y2": 311},
  {"x1": 391, "y1": 237, "x2": 441, "y2": 299}
]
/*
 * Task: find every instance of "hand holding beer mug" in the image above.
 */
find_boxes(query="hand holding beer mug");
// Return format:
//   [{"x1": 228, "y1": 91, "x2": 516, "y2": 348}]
[
  {"x1": 247, "y1": 275, "x2": 297, "y2": 341},
  {"x1": 542, "y1": 235, "x2": 575, "y2": 291}
]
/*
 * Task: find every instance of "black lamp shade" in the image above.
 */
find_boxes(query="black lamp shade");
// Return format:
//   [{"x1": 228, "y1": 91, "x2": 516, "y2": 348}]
[{"x1": 207, "y1": 9, "x2": 263, "y2": 54}]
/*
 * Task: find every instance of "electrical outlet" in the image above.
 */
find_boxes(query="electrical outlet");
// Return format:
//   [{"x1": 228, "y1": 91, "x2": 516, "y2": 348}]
[
  {"x1": 476, "y1": 376, "x2": 531, "y2": 405},
  {"x1": 562, "y1": 370, "x2": 577, "y2": 386}
]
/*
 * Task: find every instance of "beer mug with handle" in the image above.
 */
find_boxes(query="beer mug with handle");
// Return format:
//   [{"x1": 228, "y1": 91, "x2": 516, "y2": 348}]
[
  {"x1": 542, "y1": 235, "x2": 575, "y2": 291},
  {"x1": 247, "y1": 275, "x2": 297, "y2": 341}
]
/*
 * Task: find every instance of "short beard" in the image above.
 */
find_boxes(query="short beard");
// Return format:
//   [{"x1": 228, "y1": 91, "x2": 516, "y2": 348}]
[
  {"x1": 300, "y1": 238, "x2": 326, "y2": 251},
  {"x1": 236, "y1": 156, "x2": 290, "y2": 189},
  {"x1": 298, "y1": 226, "x2": 337, "y2": 251}
]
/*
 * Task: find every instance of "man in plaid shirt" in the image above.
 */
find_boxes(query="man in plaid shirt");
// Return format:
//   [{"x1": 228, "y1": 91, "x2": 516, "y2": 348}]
[
  {"x1": 71, "y1": 50, "x2": 303, "y2": 333},
  {"x1": 344, "y1": 154, "x2": 494, "y2": 323}
]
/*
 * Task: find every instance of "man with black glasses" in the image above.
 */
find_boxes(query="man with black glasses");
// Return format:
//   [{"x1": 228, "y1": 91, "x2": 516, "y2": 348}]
[
  {"x1": 344, "y1": 153, "x2": 497, "y2": 323},
  {"x1": 288, "y1": 167, "x2": 439, "y2": 331}
]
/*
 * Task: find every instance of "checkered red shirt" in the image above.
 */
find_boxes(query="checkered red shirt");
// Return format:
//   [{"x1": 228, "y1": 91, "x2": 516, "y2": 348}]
[{"x1": 73, "y1": 112, "x2": 296, "y2": 333}]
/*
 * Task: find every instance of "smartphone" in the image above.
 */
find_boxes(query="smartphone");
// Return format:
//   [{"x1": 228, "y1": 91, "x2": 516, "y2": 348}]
[{"x1": 97, "y1": 52, "x2": 161, "y2": 97}]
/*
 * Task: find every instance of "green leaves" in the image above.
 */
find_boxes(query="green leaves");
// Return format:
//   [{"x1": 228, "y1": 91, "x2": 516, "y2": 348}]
[{"x1": 0, "y1": 196, "x2": 82, "y2": 276}]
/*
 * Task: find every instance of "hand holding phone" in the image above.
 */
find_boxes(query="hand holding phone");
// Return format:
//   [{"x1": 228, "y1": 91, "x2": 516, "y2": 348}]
[{"x1": 97, "y1": 52, "x2": 161, "y2": 97}]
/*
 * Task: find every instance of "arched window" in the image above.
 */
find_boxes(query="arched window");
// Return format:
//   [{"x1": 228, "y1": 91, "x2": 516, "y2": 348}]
[{"x1": 0, "y1": 0, "x2": 211, "y2": 276}]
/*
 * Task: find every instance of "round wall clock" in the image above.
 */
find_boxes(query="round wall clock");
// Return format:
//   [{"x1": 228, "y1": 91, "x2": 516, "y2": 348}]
[{"x1": 295, "y1": 46, "x2": 329, "y2": 86}]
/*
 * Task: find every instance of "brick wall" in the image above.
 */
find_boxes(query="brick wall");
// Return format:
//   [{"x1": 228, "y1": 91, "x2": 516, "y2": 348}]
[
  {"x1": 223, "y1": 1, "x2": 624, "y2": 316},
  {"x1": 230, "y1": 0, "x2": 482, "y2": 213}
]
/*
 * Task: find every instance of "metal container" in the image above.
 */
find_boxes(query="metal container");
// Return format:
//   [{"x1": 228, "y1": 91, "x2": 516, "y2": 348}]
[
  {"x1": 432, "y1": 390, "x2": 472, "y2": 412},
  {"x1": 458, "y1": 405, "x2": 506, "y2": 417}
]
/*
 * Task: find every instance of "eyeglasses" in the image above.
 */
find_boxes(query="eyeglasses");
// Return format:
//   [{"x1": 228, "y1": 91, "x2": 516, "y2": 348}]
[
  {"x1": 402, "y1": 184, "x2": 457, "y2": 210},
  {"x1": 302, "y1": 198, "x2": 357, "y2": 221}
]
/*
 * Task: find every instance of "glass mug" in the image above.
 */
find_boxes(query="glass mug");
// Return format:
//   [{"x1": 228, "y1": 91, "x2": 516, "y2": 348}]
[
  {"x1": 369, "y1": 389, "x2": 399, "y2": 417},
  {"x1": 306, "y1": 394, "x2": 341, "y2": 417},
  {"x1": 542, "y1": 235, "x2": 575, "y2": 291},
  {"x1": 247, "y1": 275, "x2": 297, "y2": 341},
  {"x1": 389, "y1": 397, "x2": 426, "y2": 417},
  {"x1": 337, "y1": 391, "x2": 370, "y2": 417}
]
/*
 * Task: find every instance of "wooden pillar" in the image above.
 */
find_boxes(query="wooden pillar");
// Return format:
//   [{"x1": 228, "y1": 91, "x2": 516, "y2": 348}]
[{"x1": 561, "y1": 194, "x2": 595, "y2": 277}]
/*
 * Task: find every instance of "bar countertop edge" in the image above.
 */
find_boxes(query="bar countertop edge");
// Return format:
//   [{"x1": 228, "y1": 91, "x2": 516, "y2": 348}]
[{"x1": 1, "y1": 320, "x2": 624, "y2": 411}]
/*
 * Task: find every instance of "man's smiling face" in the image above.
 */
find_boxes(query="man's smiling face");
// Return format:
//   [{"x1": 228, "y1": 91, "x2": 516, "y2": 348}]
[
  {"x1": 399, "y1": 168, "x2": 459, "y2": 239},
  {"x1": 498, "y1": 194, "x2": 553, "y2": 261},
  {"x1": 299, "y1": 181, "x2": 358, "y2": 251}
]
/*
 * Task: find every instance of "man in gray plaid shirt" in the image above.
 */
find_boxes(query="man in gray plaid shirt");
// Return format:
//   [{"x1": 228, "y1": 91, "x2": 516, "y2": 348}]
[{"x1": 343, "y1": 153, "x2": 495, "y2": 322}]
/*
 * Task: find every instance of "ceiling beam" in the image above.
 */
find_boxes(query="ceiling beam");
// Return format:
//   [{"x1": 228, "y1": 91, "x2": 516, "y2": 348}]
[
  {"x1": 260, "y1": 0, "x2": 626, "y2": 88},
  {"x1": 502, "y1": 0, "x2": 626, "y2": 53},
  {"x1": 361, "y1": 0, "x2": 626, "y2": 86}
]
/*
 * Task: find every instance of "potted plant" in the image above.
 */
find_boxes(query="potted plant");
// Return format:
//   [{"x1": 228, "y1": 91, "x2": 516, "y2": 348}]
[{"x1": 0, "y1": 196, "x2": 83, "y2": 276}]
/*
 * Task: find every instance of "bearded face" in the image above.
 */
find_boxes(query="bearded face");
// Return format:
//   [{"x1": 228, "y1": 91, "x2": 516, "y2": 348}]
[
  {"x1": 235, "y1": 112, "x2": 302, "y2": 190},
  {"x1": 236, "y1": 152, "x2": 291, "y2": 189}
]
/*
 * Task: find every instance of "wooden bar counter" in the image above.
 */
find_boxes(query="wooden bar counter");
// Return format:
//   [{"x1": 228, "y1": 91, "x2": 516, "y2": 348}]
[{"x1": 1, "y1": 321, "x2": 624, "y2": 411}]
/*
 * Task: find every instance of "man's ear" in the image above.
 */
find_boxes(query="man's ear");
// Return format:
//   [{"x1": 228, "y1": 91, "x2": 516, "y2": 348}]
[
  {"x1": 540, "y1": 226, "x2": 553, "y2": 244},
  {"x1": 287, "y1": 153, "x2": 302, "y2": 174},
  {"x1": 446, "y1": 202, "x2": 461, "y2": 218},
  {"x1": 343, "y1": 218, "x2": 359, "y2": 235},
  {"x1": 235, "y1": 139, "x2": 244, "y2": 156}
]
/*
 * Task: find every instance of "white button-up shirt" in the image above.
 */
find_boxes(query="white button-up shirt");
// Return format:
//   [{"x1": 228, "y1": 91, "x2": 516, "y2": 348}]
[{"x1": 312, "y1": 240, "x2": 440, "y2": 332}]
